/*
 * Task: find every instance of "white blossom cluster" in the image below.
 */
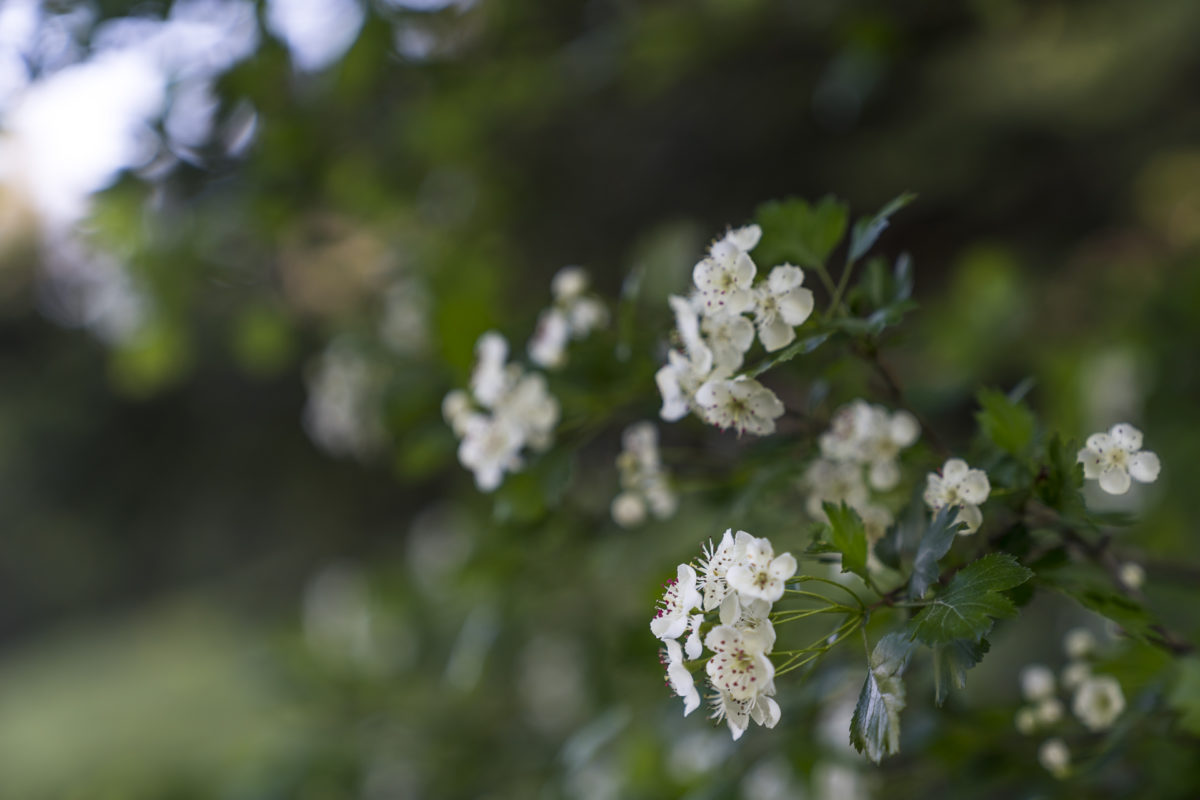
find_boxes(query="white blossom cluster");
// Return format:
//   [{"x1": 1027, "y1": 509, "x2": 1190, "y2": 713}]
[
  {"x1": 656, "y1": 225, "x2": 814, "y2": 436},
  {"x1": 1077, "y1": 423, "x2": 1160, "y2": 495},
  {"x1": 923, "y1": 457, "x2": 991, "y2": 534},
  {"x1": 528, "y1": 266, "x2": 608, "y2": 369},
  {"x1": 651, "y1": 530, "x2": 798, "y2": 740},
  {"x1": 802, "y1": 400, "x2": 920, "y2": 539},
  {"x1": 611, "y1": 422, "x2": 677, "y2": 528},
  {"x1": 443, "y1": 332, "x2": 560, "y2": 492},
  {"x1": 1016, "y1": 628, "x2": 1126, "y2": 778}
]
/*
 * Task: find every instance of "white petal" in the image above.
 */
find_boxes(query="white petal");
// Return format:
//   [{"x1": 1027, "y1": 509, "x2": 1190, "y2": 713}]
[
  {"x1": 923, "y1": 474, "x2": 947, "y2": 509},
  {"x1": 758, "y1": 317, "x2": 795, "y2": 352},
  {"x1": 1108, "y1": 423, "x2": 1143, "y2": 452},
  {"x1": 1129, "y1": 451, "x2": 1160, "y2": 483},
  {"x1": 889, "y1": 411, "x2": 920, "y2": 447},
  {"x1": 692, "y1": 259, "x2": 718, "y2": 292},
  {"x1": 719, "y1": 592, "x2": 741, "y2": 626},
  {"x1": 1077, "y1": 447, "x2": 1104, "y2": 479},
  {"x1": 958, "y1": 469, "x2": 991, "y2": 505},
  {"x1": 732, "y1": 252, "x2": 757, "y2": 288},
  {"x1": 655, "y1": 365, "x2": 689, "y2": 422},
  {"x1": 1098, "y1": 466, "x2": 1132, "y2": 495},
  {"x1": 724, "y1": 287, "x2": 755, "y2": 315},
  {"x1": 942, "y1": 458, "x2": 970, "y2": 485},
  {"x1": 768, "y1": 264, "x2": 804, "y2": 294},
  {"x1": 777, "y1": 287, "x2": 815, "y2": 327},
  {"x1": 957, "y1": 503, "x2": 983, "y2": 534},
  {"x1": 769, "y1": 553, "x2": 798, "y2": 583},
  {"x1": 1086, "y1": 432, "x2": 1112, "y2": 453},
  {"x1": 685, "y1": 615, "x2": 704, "y2": 660},
  {"x1": 726, "y1": 224, "x2": 762, "y2": 252},
  {"x1": 869, "y1": 459, "x2": 900, "y2": 491}
]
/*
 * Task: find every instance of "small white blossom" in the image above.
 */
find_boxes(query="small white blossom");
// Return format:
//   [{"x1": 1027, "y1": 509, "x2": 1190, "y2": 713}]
[
  {"x1": 705, "y1": 625, "x2": 774, "y2": 701},
  {"x1": 753, "y1": 264, "x2": 815, "y2": 352},
  {"x1": 529, "y1": 267, "x2": 609, "y2": 369},
  {"x1": 651, "y1": 563, "x2": 703, "y2": 641},
  {"x1": 726, "y1": 538, "x2": 797, "y2": 604},
  {"x1": 1021, "y1": 664, "x2": 1057, "y2": 702},
  {"x1": 1038, "y1": 738, "x2": 1071, "y2": 779},
  {"x1": 1063, "y1": 628, "x2": 1097, "y2": 660},
  {"x1": 1119, "y1": 561, "x2": 1145, "y2": 590},
  {"x1": 612, "y1": 422, "x2": 676, "y2": 527},
  {"x1": 662, "y1": 638, "x2": 701, "y2": 716},
  {"x1": 695, "y1": 376, "x2": 785, "y2": 437},
  {"x1": 656, "y1": 295, "x2": 716, "y2": 422},
  {"x1": 1072, "y1": 675, "x2": 1125, "y2": 731},
  {"x1": 699, "y1": 529, "x2": 753, "y2": 612},
  {"x1": 551, "y1": 266, "x2": 589, "y2": 301},
  {"x1": 1035, "y1": 698, "x2": 1064, "y2": 726},
  {"x1": 1015, "y1": 707, "x2": 1038, "y2": 735},
  {"x1": 470, "y1": 331, "x2": 512, "y2": 408},
  {"x1": 819, "y1": 400, "x2": 919, "y2": 489},
  {"x1": 441, "y1": 389, "x2": 475, "y2": 437},
  {"x1": 1061, "y1": 661, "x2": 1091, "y2": 691},
  {"x1": 693, "y1": 238, "x2": 758, "y2": 317},
  {"x1": 303, "y1": 343, "x2": 385, "y2": 459},
  {"x1": 528, "y1": 308, "x2": 571, "y2": 369},
  {"x1": 924, "y1": 458, "x2": 991, "y2": 534},
  {"x1": 720, "y1": 596, "x2": 777, "y2": 655},
  {"x1": 1077, "y1": 423, "x2": 1160, "y2": 495},
  {"x1": 457, "y1": 414, "x2": 524, "y2": 492},
  {"x1": 495, "y1": 372, "x2": 559, "y2": 451},
  {"x1": 611, "y1": 492, "x2": 647, "y2": 528},
  {"x1": 701, "y1": 311, "x2": 756, "y2": 375},
  {"x1": 803, "y1": 458, "x2": 871, "y2": 519},
  {"x1": 709, "y1": 684, "x2": 780, "y2": 741}
]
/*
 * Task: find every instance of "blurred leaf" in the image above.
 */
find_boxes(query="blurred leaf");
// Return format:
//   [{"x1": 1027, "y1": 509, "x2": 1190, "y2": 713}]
[
  {"x1": 931, "y1": 637, "x2": 990, "y2": 706},
  {"x1": 908, "y1": 554, "x2": 1032, "y2": 645},
  {"x1": 848, "y1": 192, "x2": 917, "y2": 264},
  {"x1": 851, "y1": 632, "x2": 913, "y2": 763},
  {"x1": 1038, "y1": 561, "x2": 1159, "y2": 643},
  {"x1": 748, "y1": 332, "x2": 830, "y2": 377},
  {"x1": 1168, "y1": 657, "x2": 1200, "y2": 736},
  {"x1": 976, "y1": 387, "x2": 1035, "y2": 457},
  {"x1": 909, "y1": 506, "x2": 965, "y2": 600},
  {"x1": 822, "y1": 502, "x2": 869, "y2": 582},
  {"x1": 1035, "y1": 435, "x2": 1085, "y2": 515},
  {"x1": 754, "y1": 196, "x2": 848, "y2": 269}
]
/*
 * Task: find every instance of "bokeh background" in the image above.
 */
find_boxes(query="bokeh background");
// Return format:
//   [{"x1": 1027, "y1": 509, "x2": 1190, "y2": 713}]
[{"x1": 1, "y1": 0, "x2": 1199, "y2": 797}]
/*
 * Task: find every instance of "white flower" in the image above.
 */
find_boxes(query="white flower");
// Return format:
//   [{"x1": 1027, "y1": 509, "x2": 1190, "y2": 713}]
[
  {"x1": 495, "y1": 372, "x2": 559, "y2": 451},
  {"x1": 551, "y1": 266, "x2": 589, "y2": 301},
  {"x1": 1072, "y1": 675, "x2": 1125, "y2": 731},
  {"x1": 1119, "y1": 561, "x2": 1145, "y2": 590},
  {"x1": 923, "y1": 458, "x2": 991, "y2": 534},
  {"x1": 726, "y1": 538, "x2": 797, "y2": 604},
  {"x1": 711, "y1": 224, "x2": 763, "y2": 259},
  {"x1": 651, "y1": 563, "x2": 703, "y2": 641},
  {"x1": 469, "y1": 331, "x2": 512, "y2": 408},
  {"x1": 705, "y1": 625, "x2": 774, "y2": 701},
  {"x1": 695, "y1": 376, "x2": 785, "y2": 436},
  {"x1": 803, "y1": 458, "x2": 870, "y2": 519},
  {"x1": 528, "y1": 308, "x2": 570, "y2": 369},
  {"x1": 699, "y1": 529, "x2": 754, "y2": 612},
  {"x1": 441, "y1": 389, "x2": 475, "y2": 437},
  {"x1": 709, "y1": 685, "x2": 780, "y2": 741},
  {"x1": 1015, "y1": 707, "x2": 1037, "y2": 735},
  {"x1": 611, "y1": 492, "x2": 646, "y2": 528},
  {"x1": 720, "y1": 597, "x2": 777, "y2": 655},
  {"x1": 663, "y1": 638, "x2": 701, "y2": 716},
  {"x1": 1038, "y1": 738, "x2": 1070, "y2": 779},
  {"x1": 693, "y1": 246, "x2": 757, "y2": 316},
  {"x1": 1021, "y1": 664, "x2": 1057, "y2": 702},
  {"x1": 819, "y1": 400, "x2": 919, "y2": 489},
  {"x1": 1035, "y1": 698, "x2": 1064, "y2": 725},
  {"x1": 1061, "y1": 661, "x2": 1091, "y2": 691},
  {"x1": 457, "y1": 414, "x2": 524, "y2": 492},
  {"x1": 1077, "y1": 423, "x2": 1160, "y2": 495},
  {"x1": 753, "y1": 264, "x2": 815, "y2": 352},
  {"x1": 1063, "y1": 628, "x2": 1097, "y2": 660},
  {"x1": 656, "y1": 295, "x2": 715, "y2": 422},
  {"x1": 701, "y1": 311, "x2": 755, "y2": 375}
]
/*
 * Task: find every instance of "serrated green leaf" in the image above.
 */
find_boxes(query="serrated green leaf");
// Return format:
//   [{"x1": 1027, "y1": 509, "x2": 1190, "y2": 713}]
[
  {"x1": 1038, "y1": 560, "x2": 1158, "y2": 643},
  {"x1": 754, "y1": 195, "x2": 848, "y2": 270},
  {"x1": 748, "y1": 332, "x2": 830, "y2": 377},
  {"x1": 1168, "y1": 657, "x2": 1200, "y2": 736},
  {"x1": 1036, "y1": 434, "x2": 1085, "y2": 514},
  {"x1": 848, "y1": 192, "x2": 917, "y2": 264},
  {"x1": 932, "y1": 637, "x2": 990, "y2": 706},
  {"x1": 976, "y1": 387, "x2": 1035, "y2": 456},
  {"x1": 909, "y1": 506, "x2": 966, "y2": 600},
  {"x1": 823, "y1": 502, "x2": 869, "y2": 582},
  {"x1": 850, "y1": 632, "x2": 913, "y2": 763},
  {"x1": 908, "y1": 554, "x2": 1033, "y2": 645}
]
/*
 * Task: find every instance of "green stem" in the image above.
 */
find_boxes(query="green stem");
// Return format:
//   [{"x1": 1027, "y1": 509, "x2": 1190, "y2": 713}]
[
  {"x1": 827, "y1": 255, "x2": 859, "y2": 317},
  {"x1": 790, "y1": 576, "x2": 865, "y2": 610},
  {"x1": 810, "y1": 262, "x2": 838, "y2": 298}
]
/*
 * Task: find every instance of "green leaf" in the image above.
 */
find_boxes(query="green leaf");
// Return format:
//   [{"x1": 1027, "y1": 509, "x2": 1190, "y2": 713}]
[
  {"x1": 823, "y1": 502, "x2": 869, "y2": 582},
  {"x1": 908, "y1": 554, "x2": 1033, "y2": 645},
  {"x1": 848, "y1": 192, "x2": 917, "y2": 264},
  {"x1": 850, "y1": 632, "x2": 913, "y2": 763},
  {"x1": 755, "y1": 195, "x2": 848, "y2": 270},
  {"x1": 1038, "y1": 560, "x2": 1159, "y2": 643},
  {"x1": 909, "y1": 506, "x2": 966, "y2": 600},
  {"x1": 1036, "y1": 434, "x2": 1085, "y2": 514},
  {"x1": 1168, "y1": 657, "x2": 1200, "y2": 736},
  {"x1": 932, "y1": 637, "x2": 990, "y2": 706},
  {"x1": 976, "y1": 387, "x2": 1035, "y2": 457},
  {"x1": 748, "y1": 332, "x2": 830, "y2": 377}
]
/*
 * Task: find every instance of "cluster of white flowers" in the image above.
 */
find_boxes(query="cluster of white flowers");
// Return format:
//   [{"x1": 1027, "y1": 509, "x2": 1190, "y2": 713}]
[
  {"x1": 303, "y1": 340, "x2": 386, "y2": 459},
  {"x1": 1016, "y1": 627, "x2": 1126, "y2": 778},
  {"x1": 803, "y1": 400, "x2": 920, "y2": 539},
  {"x1": 443, "y1": 332, "x2": 560, "y2": 491},
  {"x1": 527, "y1": 266, "x2": 608, "y2": 369},
  {"x1": 656, "y1": 225, "x2": 814, "y2": 436},
  {"x1": 611, "y1": 422, "x2": 677, "y2": 528},
  {"x1": 923, "y1": 457, "x2": 992, "y2": 534},
  {"x1": 651, "y1": 530, "x2": 798, "y2": 740},
  {"x1": 1077, "y1": 423, "x2": 1160, "y2": 495}
]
